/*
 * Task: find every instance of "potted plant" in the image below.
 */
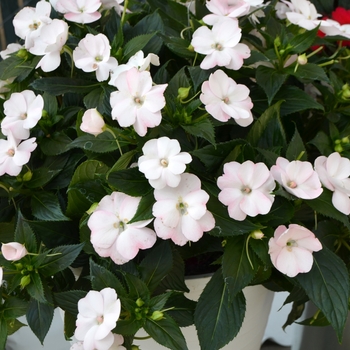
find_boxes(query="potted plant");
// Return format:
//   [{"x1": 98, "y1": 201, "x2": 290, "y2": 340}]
[{"x1": 0, "y1": 0, "x2": 350, "y2": 349}]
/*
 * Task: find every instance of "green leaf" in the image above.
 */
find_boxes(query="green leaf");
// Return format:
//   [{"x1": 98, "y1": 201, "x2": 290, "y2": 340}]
[
  {"x1": 187, "y1": 66, "x2": 212, "y2": 92},
  {"x1": 288, "y1": 26, "x2": 319, "y2": 54},
  {"x1": 54, "y1": 290, "x2": 87, "y2": 316},
  {"x1": 39, "y1": 244, "x2": 84, "y2": 277},
  {"x1": 285, "y1": 126, "x2": 307, "y2": 161},
  {"x1": 108, "y1": 149, "x2": 138, "y2": 174},
  {"x1": 31, "y1": 77, "x2": 100, "y2": 95},
  {"x1": 194, "y1": 269, "x2": 246, "y2": 350},
  {"x1": 305, "y1": 189, "x2": 350, "y2": 229},
  {"x1": 256, "y1": 66, "x2": 287, "y2": 104},
  {"x1": 182, "y1": 118, "x2": 216, "y2": 145},
  {"x1": 66, "y1": 160, "x2": 109, "y2": 217},
  {"x1": 287, "y1": 63, "x2": 329, "y2": 83},
  {"x1": 140, "y1": 241, "x2": 173, "y2": 292},
  {"x1": 7, "y1": 318, "x2": 27, "y2": 336},
  {"x1": 144, "y1": 316, "x2": 188, "y2": 350},
  {"x1": 83, "y1": 86, "x2": 114, "y2": 115},
  {"x1": 222, "y1": 237, "x2": 258, "y2": 297},
  {"x1": 107, "y1": 167, "x2": 152, "y2": 196},
  {"x1": 26, "y1": 300, "x2": 54, "y2": 344},
  {"x1": 0, "y1": 315, "x2": 7, "y2": 350},
  {"x1": 26, "y1": 168, "x2": 62, "y2": 188},
  {"x1": 26, "y1": 272, "x2": 46, "y2": 303},
  {"x1": 124, "y1": 273, "x2": 150, "y2": 302},
  {"x1": 128, "y1": 191, "x2": 155, "y2": 224},
  {"x1": 40, "y1": 132, "x2": 73, "y2": 156},
  {"x1": 0, "y1": 54, "x2": 40, "y2": 81},
  {"x1": 308, "y1": 131, "x2": 334, "y2": 156},
  {"x1": 14, "y1": 211, "x2": 37, "y2": 253},
  {"x1": 3, "y1": 298, "x2": 28, "y2": 319},
  {"x1": 123, "y1": 33, "x2": 158, "y2": 60},
  {"x1": 247, "y1": 101, "x2": 286, "y2": 149},
  {"x1": 43, "y1": 92, "x2": 58, "y2": 118},
  {"x1": 275, "y1": 86, "x2": 324, "y2": 116},
  {"x1": 69, "y1": 132, "x2": 128, "y2": 153},
  {"x1": 162, "y1": 36, "x2": 194, "y2": 59},
  {"x1": 89, "y1": 260, "x2": 126, "y2": 296},
  {"x1": 166, "y1": 293, "x2": 196, "y2": 327},
  {"x1": 295, "y1": 247, "x2": 350, "y2": 341},
  {"x1": 31, "y1": 192, "x2": 70, "y2": 221}
]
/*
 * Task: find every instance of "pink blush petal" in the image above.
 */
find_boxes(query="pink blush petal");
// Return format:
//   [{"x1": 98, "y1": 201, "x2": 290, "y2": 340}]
[
  {"x1": 332, "y1": 190, "x2": 350, "y2": 215},
  {"x1": 180, "y1": 215, "x2": 204, "y2": 242}
]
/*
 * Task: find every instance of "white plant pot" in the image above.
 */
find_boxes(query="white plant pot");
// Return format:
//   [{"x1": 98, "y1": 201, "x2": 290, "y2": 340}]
[{"x1": 134, "y1": 276, "x2": 275, "y2": 350}]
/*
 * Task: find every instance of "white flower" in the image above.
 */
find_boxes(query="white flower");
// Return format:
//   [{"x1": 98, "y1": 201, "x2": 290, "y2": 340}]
[
  {"x1": 109, "y1": 50, "x2": 160, "y2": 86},
  {"x1": 75, "y1": 288, "x2": 121, "y2": 350},
  {"x1": 200, "y1": 69, "x2": 254, "y2": 126},
  {"x1": 2, "y1": 90, "x2": 44, "y2": 140},
  {"x1": 271, "y1": 157, "x2": 323, "y2": 199},
  {"x1": 88, "y1": 192, "x2": 157, "y2": 264},
  {"x1": 13, "y1": 0, "x2": 52, "y2": 49},
  {"x1": 0, "y1": 43, "x2": 23, "y2": 60},
  {"x1": 0, "y1": 267, "x2": 3, "y2": 287},
  {"x1": 319, "y1": 19, "x2": 350, "y2": 39},
  {"x1": 138, "y1": 137, "x2": 192, "y2": 189},
  {"x1": 153, "y1": 173, "x2": 215, "y2": 246},
  {"x1": 314, "y1": 152, "x2": 350, "y2": 215},
  {"x1": 191, "y1": 19, "x2": 250, "y2": 70},
  {"x1": 110, "y1": 68, "x2": 167, "y2": 136},
  {"x1": 73, "y1": 33, "x2": 119, "y2": 82},
  {"x1": 80, "y1": 109, "x2": 106, "y2": 136},
  {"x1": 0, "y1": 132, "x2": 37, "y2": 176},
  {"x1": 217, "y1": 160, "x2": 276, "y2": 221},
  {"x1": 29, "y1": 19, "x2": 69, "y2": 72},
  {"x1": 1, "y1": 242, "x2": 28, "y2": 261},
  {"x1": 56, "y1": 0, "x2": 102, "y2": 24},
  {"x1": 284, "y1": 0, "x2": 321, "y2": 30}
]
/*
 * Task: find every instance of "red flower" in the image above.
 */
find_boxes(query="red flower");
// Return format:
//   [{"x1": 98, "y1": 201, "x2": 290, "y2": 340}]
[{"x1": 332, "y1": 7, "x2": 350, "y2": 25}]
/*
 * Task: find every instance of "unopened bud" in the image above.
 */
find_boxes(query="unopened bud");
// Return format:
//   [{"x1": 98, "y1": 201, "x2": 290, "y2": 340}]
[
  {"x1": 334, "y1": 144, "x2": 343, "y2": 153},
  {"x1": 22, "y1": 170, "x2": 33, "y2": 182},
  {"x1": 16, "y1": 49, "x2": 28, "y2": 59},
  {"x1": 342, "y1": 136, "x2": 349, "y2": 144},
  {"x1": 250, "y1": 230, "x2": 264, "y2": 240},
  {"x1": 131, "y1": 346, "x2": 140, "y2": 350},
  {"x1": 136, "y1": 298, "x2": 144, "y2": 307},
  {"x1": 42, "y1": 110, "x2": 48, "y2": 118},
  {"x1": 297, "y1": 54, "x2": 307, "y2": 65},
  {"x1": 20, "y1": 275, "x2": 31, "y2": 288},
  {"x1": 86, "y1": 202, "x2": 99, "y2": 215},
  {"x1": 187, "y1": 44, "x2": 194, "y2": 52},
  {"x1": 178, "y1": 86, "x2": 191, "y2": 100},
  {"x1": 150, "y1": 311, "x2": 164, "y2": 321},
  {"x1": 341, "y1": 84, "x2": 350, "y2": 99}
]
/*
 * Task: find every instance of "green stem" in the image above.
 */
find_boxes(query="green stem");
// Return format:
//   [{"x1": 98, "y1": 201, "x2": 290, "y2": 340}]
[
  {"x1": 245, "y1": 235, "x2": 254, "y2": 270},
  {"x1": 120, "y1": 0, "x2": 129, "y2": 28},
  {"x1": 181, "y1": 90, "x2": 201, "y2": 104}
]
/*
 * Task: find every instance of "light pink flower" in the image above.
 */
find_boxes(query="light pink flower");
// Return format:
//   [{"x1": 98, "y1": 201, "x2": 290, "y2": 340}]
[
  {"x1": 29, "y1": 19, "x2": 69, "y2": 72},
  {"x1": 88, "y1": 192, "x2": 157, "y2": 265},
  {"x1": 271, "y1": 157, "x2": 323, "y2": 199},
  {"x1": 200, "y1": 69, "x2": 253, "y2": 127},
  {"x1": 75, "y1": 288, "x2": 121, "y2": 350},
  {"x1": 80, "y1": 108, "x2": 106, "y2": 136},
  {"x1": 314, "y1": 152, "x2": 350, "y2": 215},
  {"x1": 217, "y1": 160, "x2": 276, "y2": 221},
  {"x1": 319, "y1": 19, "x2": 350, "y2": 39},
  {"x1": 109, "y1": 50, "x2": 160, "y2": 86},
  {"x1": 71, "y1": 334, "x2": 126, "y2": 350},
  {"x1": 13, "y1": 1, "x2": 52, "y2": 49},
  {"x1": 138, "y1": 137, "x2": 192, "y2": 189},
  {"x1": 1, "y1": 242, "x2": 28, "y2": 261},
  {"x1": 110, "y1": 68, "x2": 167, "y2": 136},
  {"x1": 101, "y1": 0, "x2": 124, "y2": 15},
  {"x1": 0, "y1": 133, "x2": 37, "y2": 176},
  {"x1": 2, "y1": 90, "x2": 44, "y2": 140},
  {"x1": 0, "y1": 43, "x2": 23, "y2": 60},
  {"x1": 73, "y1": 33, "x2": 119, "y2": 82},
  {"x1": 57, "y1": 0, "x2": 102, "y2": 24},
  {"x1": 284, "y1": 0, "x2": 321, "y2": 30},
  {"x1": 203, "y1": 0, "x2": 250, "y2": 25},
  {"x1": 0, "y1": 267, "x2": 3, "y2": 286},
  {"x1": 153, "y1": 173, "x2": 215, "y2": 246},
  {"x1": 268, "y1": 224, "x2": 322, "y2": 277},
  {"x1": 191, "y1": 19, "x2": 250, "y2": 70}
]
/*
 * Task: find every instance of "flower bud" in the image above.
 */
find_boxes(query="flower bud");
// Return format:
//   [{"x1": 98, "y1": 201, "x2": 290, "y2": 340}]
[
  {"x1": 178, "y1": 86, "x2": 191, "y2": 100},
  {"x1": 334, "y1": 144, "x2": 343, "y2": 153},
  {"x1": 22, "y1": 170, "x2": 33, "y2": 182},
  {"x1": 86, "y1": 202, "x2": 99, "y2": 215},
  {"x1": 0, "y1": 266, "x2": 3, "y2": 287},
  {"x1": 20, "y1": 275, "x2": 31, "y2": 288},
  {"x1": 341, "y1": 136, "x2": 349, "y2": 144},
  {"x1": 187, "y1": 44, "x2": 194, "y2": 52},
  {"x1": 250, "y1": 230, "x2": 264, "y2": 240},
  {"x1": 297, "y1": 54, "x2": 307, "y2": 65},
  {"x1": 80, "y1": 108, "x2": 106, "y2": 136},
  {"x1": 150, "y1": 311, "x2": 164, "y2": 321},
  {"x1": 341, "y1": 84, "x2": 350, "y2": 99},
  {"x1": 16, "y1": 49, "x2": 29, "y2": 59},
  {"x1": 1, "y1": 242, "x2": 28, "y2": 261},
  {"x1": 136, "y1": 298, "x2": 144, "y2": 307}
]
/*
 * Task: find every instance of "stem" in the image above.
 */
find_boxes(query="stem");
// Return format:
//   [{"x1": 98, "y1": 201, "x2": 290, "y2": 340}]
[
  {"x1": 245, "y1": 235, "x2": 254, "y2": 270},
  {"x1": 104, "y1": 127, "x2": 123, "y2": 155},
  {"x1": 63, "y1": 46, "x2": 74, "y2": 78},
  {"x1": 192, "y1": 112, "x2": 209, "y2": 123},
  {"x1": 120, "y1": 0, "x2": 129, "y2": 28},
  {"x1": 181, "y1": 90, "x2": 201, "y2": 104},
  {"x1": 134, "y1": 336, "x2": 152, "y2": 340}
]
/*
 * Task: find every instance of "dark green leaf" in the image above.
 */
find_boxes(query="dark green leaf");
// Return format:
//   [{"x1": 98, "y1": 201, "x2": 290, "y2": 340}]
[
  {"x1": 26, "y1": 168, "x2": 62, "y2": 188},
  {"x1": 26, "y1": 300, "x2": 54, "y2": 344},
  {"x1": 222, "y1": 237, "x2": 258, "y2": 297},
  {"x1": 308, "y1": 131, "x2": 334, "y2": 156},
  {"x1": 194, "y1": 269, "x2": 246, "y2": 350},
  {"x1": 6, "y1": 318, "x2": 26, "y2": 336},
  {"x1": 289, "y1": 27, "x2": 319, "y2": 54},
  {"x1": 187, "y1": 66, "x2": 212, "y2": 92},
  {"x1": 26, "y1": 272, "x2": 46, "y2": 303},
  {"x1": 166, "y1": 293, "x2": 195, "y2": 327},
  {"x1": 140, "y1": 241, "x2": 173, "y2": 292},
  {"x1": 256, "y1": 66, "x2": 287, "y2": 104},
  {"x1": 287, "y1": 63, "x2": 329, "y2": 83},
  {"x1": 0, "y1": 315, "x2": 7, "y2": 350},
  {"x1": 40, "y1": 132, "x2": 73, "y2": 156},
  {"x1": 123, "y1": 33, "x2": 157, "y2": 60},
  {"x1": 295, "y1": 247, "x2": 350, "y2": 341},
  {"x1": 3, "y1": 298, "x2": 28, "y2": 319},
  {"x1": 83, "y1": 86, "x2": 114, "y2": 115},
  {"x1": 39, "y1": 244, "x2": 84, "y2": 277},
  {"x1": 285, "y1": 126, "x2": 307, "y2": 161},
  {"x1": 43, "y1": 92, "x2": 58, "y2": 118},
  {"x1": 54, "y1": 290, "x2": 87, "y2": 316},
  {"x1": 31, "y1": 77, "x2": 100, "y2": 95},
  {"x1": 108, "y1": 149, "x2": 138, "y2": 174},
  {"x1": 31, "y1": 192, "x2": 70, "y2": 221},
  {"x1": 144, "y1": 316, "x2": 188, "y2": 350},
  {"x1": 128, "y1": 191, "x2": 155, "y2": 224},
  {"x1": 14, "y1": 211, "x2": 37, "y2": 253},
  {"x1": 0, "y1": 55, "x2": 40, "y2": 81},
  {"x1": 182, "y1": 118, "x2": 215, "y2": 145},
  {"x1": 89, "y1": 260, "x2": 126, "y2": 296}
]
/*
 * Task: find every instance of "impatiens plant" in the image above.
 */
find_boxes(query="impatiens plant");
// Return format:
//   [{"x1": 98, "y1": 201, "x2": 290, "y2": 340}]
[{"x1": 1, "y1": 0, "x2": 350, "y2": 349}]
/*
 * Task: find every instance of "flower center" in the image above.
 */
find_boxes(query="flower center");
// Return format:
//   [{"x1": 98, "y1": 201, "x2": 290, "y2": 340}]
[
  {"x1": 7, "y1": 149, "x2": 15, "y2": 157},
  {"x1": 213, "y1": 43, "x2": 223, "y2": 51},
  {"x1": 96, "y1": 315, "x2": 104, "y2": 325},
  {"x1": 286, "y1": 240, "x2": 298, "y2": 251},
  {"x1": 223, "y1": 96, "x2": 229, "y2": 104},
  {"x1": 287, "y1": 181, "x2": 297, "y2": 189},
  {"x1": 20, "y1": 112, "x2": 27, "y2": 120},
  {"x1": 29, "y1": 21, "x2": 41, "y2": 30},
  {"x1": 160, "y1": 158, "x2": 168, "y2": 167},
  {"x1": 114, "y1": 220, "x2": 127, "y2": 231},
  {"x1": 134, "y1": 96, "x2": 143, "y2": 106},
  {"x1": 79, "y1": 7, "x2": 85, "y2": 13},
  {"x1": 176, "y1": 200, "x2": 188, "y2": 215},
  {"x1": 241, "y1": 186, "x2": 251, "y2": 194},
  {"x1": 95, "y1": 55, "x2": 103, "y2": 62}
]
